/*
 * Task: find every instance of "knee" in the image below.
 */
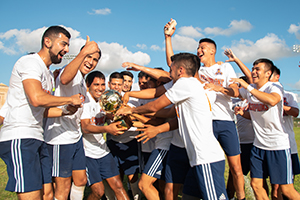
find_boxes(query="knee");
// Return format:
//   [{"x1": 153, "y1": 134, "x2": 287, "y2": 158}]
[
  {"x1": 230, "y1": 164, "x2": 243, "y2": 177},
  {"x1": 250, "y1": 180, "x2": 260, "y2": 192},
  {"x1": 138, "y1": 180, "x2": 147, "y2": 192},
  {"x1": 73, "y1": 177, "x2": 87, "y2": 186},
  {"x1": 91, "y1": 190, "x2": 105, "y2": 199},
  {"x1": 164, "y1": 184, "x2": 173, "y2": 196}
]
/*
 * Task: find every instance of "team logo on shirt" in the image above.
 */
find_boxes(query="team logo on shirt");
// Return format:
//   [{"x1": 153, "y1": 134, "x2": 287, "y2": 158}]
[
  {"x1": 199, "y1": 75, "x2": 224, "y2": 87},
  {"x1": 283, "y1": 97, "x2": 288, "y2": 106},
  {"x1": 215, "y1": 68, "x2": 223, "y2": 75},
  {"x1": 219, "y1": 193, "x2": 227, "y2": 200},
  {"x1": 248, "y1": 103, "x2": 269, "y2": 111}
]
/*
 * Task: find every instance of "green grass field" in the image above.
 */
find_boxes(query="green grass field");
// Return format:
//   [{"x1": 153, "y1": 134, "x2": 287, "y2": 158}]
[{"x1": 1, "y1": 127, "x2": 300, "y2": 199}]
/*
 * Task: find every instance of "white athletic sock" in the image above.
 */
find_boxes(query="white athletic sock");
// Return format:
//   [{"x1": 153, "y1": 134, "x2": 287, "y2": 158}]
[
  {"x1": 130, "y1": 181, "x2": 141, "y2": 200},
  {"x1": 70, "y1": 182, "x2": 85, "y2": 200}
]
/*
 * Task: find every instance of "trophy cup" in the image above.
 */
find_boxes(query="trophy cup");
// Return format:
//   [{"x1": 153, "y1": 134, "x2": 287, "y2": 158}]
[{"x1": 99, "y1": 90, "x2": 133, "y2": 128}]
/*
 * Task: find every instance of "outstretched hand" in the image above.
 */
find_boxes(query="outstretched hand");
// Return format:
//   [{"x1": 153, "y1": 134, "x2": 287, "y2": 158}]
[
  {"x1": 135, "y1": 124, "x2": 160, "y2": 143},
  {"x1": 224, "y1": 48, "x2": 236, "y2": 62},
  {"x1": 122, "y1": 62, "x2": 142, "y2": 71}
]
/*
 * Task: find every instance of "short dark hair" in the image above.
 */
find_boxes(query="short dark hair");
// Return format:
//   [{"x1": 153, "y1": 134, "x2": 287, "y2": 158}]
[
  {"x1": 86, "y1": 71, "x2": 105, "y2": 87},
  {"x1": 253, "y1": 58, "x2": 275, "y2": 80},
  {"x1": 273, "y1": 66, "x2": 280, "y2": 76},
  {"x1": 171, "y1": 53, "x2": 200, "y2": 76},
  {"x1": 42, "y1": 26, "x2": 71, "y2": 46},
  {"x1": 120, "y1": 71, "x2": 133, "y2": 79},
  {"x1": 199, "y1": 38, "x2": 217, "y2": 50},
  {"x1": 109, "y1": 72, "x2": 124, "y2": 82},
  {"x1": 138, "y1": 71, "x2": 150, "y2": 79}
]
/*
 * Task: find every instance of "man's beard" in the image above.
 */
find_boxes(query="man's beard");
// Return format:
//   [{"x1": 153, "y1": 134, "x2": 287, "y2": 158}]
[{"x1": 49, "y1": 48, "x2": 62, "y2": 64}]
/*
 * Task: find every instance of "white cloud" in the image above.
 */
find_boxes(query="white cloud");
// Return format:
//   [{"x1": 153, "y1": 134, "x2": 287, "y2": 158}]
[
  {"x1": 204, "y1": 20, "x2": 253, "y2": 36},
  {"x1": 136, "y1": 43, "x2": 147, "y2": 50},
  {"x1": 0, "y1": 26, "x2": 151, "y2": 74},
  {"x1": 177, "y1": 26, "x2": 203, "y2": 38},
  {"x1": 96, "y1": 41, "x2": 150, "y2": 74},
  {"x1": 172, "y1": 34, "x2": 198, "y2": 52},
  {"x1": 88, "y1": 8, "x2": 111, "y2": 15},
  {"x1": 150, "y1": 45, "x2": 162, "y2": 51},
  {"x1": 223, "y1": 33, "x2": 292, "y2": 63},
  {"x1": 288, "y1": 23, "x2": 300, "y2": 40}
]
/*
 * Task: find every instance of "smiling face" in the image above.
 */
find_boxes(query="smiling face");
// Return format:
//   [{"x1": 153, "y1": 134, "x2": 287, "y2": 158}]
[
  {"x1": 48, "y1": 33, "x2": 70, "y2": 64},
  {"x1": 79, "y1": 52, "x2": 100, "y2": 76},
  {"x1": 251, "y1": 62, "x2": 272, "y2": 85},
  {"x1": 88, "y1": 77, "x2": 106, "y2": 101},
  {"x1": 108, "y1": 78, "x2": 124, "y2": 94},
  {"x1": 197, "y1": 42, "x2": 215, "y2": 64},
  {"x1": 122, "y1": 75, "x2": 133, "y2": 92}
]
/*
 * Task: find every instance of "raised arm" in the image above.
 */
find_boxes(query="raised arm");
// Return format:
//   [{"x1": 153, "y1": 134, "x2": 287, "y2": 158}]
[
  {"x1": 122, "y1": 62, "x2": 171, "y2": 83},
  {"x1": 60, "y1": 36, "x2": 100, "y2": 85},
  {"x1": 122, "y1": 85, "x2": 167, "y2": 104},
  {"x1": 224, "y1": 49, "x2": 252, "y2": 83},
  {"x1": 164, "y1": 19, "x2": 176, "y2": 67}
]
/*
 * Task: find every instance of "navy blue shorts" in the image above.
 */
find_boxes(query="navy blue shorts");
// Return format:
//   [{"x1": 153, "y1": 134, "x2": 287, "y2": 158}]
[
  {"x1": 143, "y1": 149, "x2": 168, "y2": 179},
  {"x1": 213, "y1": 120, "x2": 241, "y2": 156},
  {"x1": 250, "y1": 146, "x2": 293, "y2": 184},
  {"x1": 240, "y1": 143, "x2": 253, "y2": 175},
  {"x1": 165, "y1": 144, "x2": 190, "y2": 184},
  {"x1": 106, "y1": 139, "x2": 139, "y2": 175},
  {"x1": 183, "y1": 160, "x2": 228, "y2": 200},
  {"x1": 86, "y1": 153, "x2": 120, "y2": 186},
  {"x1": 47, "y1": 137, "x2": 86, "y2": 178},
  {"x1": 291, "y1": 153, "x2": 300, "y2": 176},
  {"x1": 0, "y1": 139, "x2": 52, "y2": 192}
]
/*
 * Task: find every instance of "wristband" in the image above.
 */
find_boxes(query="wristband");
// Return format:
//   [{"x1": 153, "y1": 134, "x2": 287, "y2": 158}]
[
  {"x1": 247, "y1": 85, "x2": 254, "y2": 92},
  {"x1": 61, "y1": 105, "x2": 70, "y2": 115}
]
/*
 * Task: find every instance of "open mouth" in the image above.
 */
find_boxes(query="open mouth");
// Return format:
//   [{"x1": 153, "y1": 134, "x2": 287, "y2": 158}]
[{"x1": 85, "y1": 63, "x2": 92, "y2": 70}]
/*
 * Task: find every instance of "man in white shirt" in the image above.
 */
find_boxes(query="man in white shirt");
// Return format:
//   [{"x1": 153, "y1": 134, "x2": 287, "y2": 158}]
[
  {"x1": 0, "y1": 26, "x2": 82, "y2": 200},
  {"x1": 164, "y1": 20, "x2": 245, "y2": 200},
  {"x1": 106, "y1": 72, "x2": 141, "y2": 200},
  {"x1": 44, "y1": 36, "x2": 101, "y2": 200},
  {"x1": 233, "y1": 59, "x2": 300, "y2": 199},
  {"x1": 269, "y1": 66, "x2": 300, "y2": 200},
  {"x1": 117, "y1": 53, "x2": 227, "y2": 200},
  {"x1": 80, "y1": 71, "x2": 129, "y2": 200}
]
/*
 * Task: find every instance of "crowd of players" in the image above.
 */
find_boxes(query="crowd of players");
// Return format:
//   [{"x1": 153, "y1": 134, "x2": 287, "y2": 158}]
[{"x1": 0, "y1": 19, "x2": 300, "y2": 200}]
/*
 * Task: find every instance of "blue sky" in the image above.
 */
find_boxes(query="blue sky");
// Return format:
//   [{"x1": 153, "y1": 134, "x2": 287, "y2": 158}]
[{"x1": 1, "y1": 0, "x2": 300, "y2": 95}]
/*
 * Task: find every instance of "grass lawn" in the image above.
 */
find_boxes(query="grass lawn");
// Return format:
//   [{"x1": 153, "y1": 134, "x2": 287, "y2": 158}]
[{"x1": 1, "y1": 127, "x2": 300, "y2": 199}]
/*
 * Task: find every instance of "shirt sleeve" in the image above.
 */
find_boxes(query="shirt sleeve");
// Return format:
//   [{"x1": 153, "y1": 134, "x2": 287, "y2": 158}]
[{"x1": 165, "y1": 78, "x2": 190, "y2": 104}]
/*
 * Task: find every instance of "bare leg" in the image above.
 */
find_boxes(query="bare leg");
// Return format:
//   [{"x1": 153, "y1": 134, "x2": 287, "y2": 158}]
[
  {"x1": 227, "y1": 155, "x2": 245, "y2": 200},
  {"x1": 138, "y1": 173, "x2": 159, "y2": 200},
  {"x1": 53, "y1": 177, "x2": 72, "y2": 200},
  {"x1": 251, "y1": 178, "x2": 269, "y2": 200},
  {"x1": 164, "y1": 182, "x2": 182, "y2": 200},
  {"x1": 106, "y1": 175, "x2": 129, "y2": 200},
  {"x1": 17, "y1": 190, "x2": 42, "y2": 200}
]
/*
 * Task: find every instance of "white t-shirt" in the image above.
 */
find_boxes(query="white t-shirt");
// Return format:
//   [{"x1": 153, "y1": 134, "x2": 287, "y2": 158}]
[
  {"x1": 239, "y1": 82, "x2": 290, "y2": 150},
  {"x1": 198, "y1": 63, "x2": 237, "y2": 121},
  {"x1": 232, "y1": 98, "x2": 255, "y2": 144},
  {"x1": 44, "y1": 69, "x2": 88, "y2": 145},
  {"x1": 0, "y1": 54, "x2": 54, "y2": 142},
  {"x1": 282, "y1": 91, "x2": 299, "y2": 154},
  {"x1": 0, "y1": 100, "x2": 8, "y2": 118},
  {"x1": 163, "y1": 80, "x2": 217, "y2": 148},
  {"x1": 80, "y1": 92, "x2": 110, "y2": 159},
  {"x1": 165, "y1": 77, "x2": 225, "y2": 167}
]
